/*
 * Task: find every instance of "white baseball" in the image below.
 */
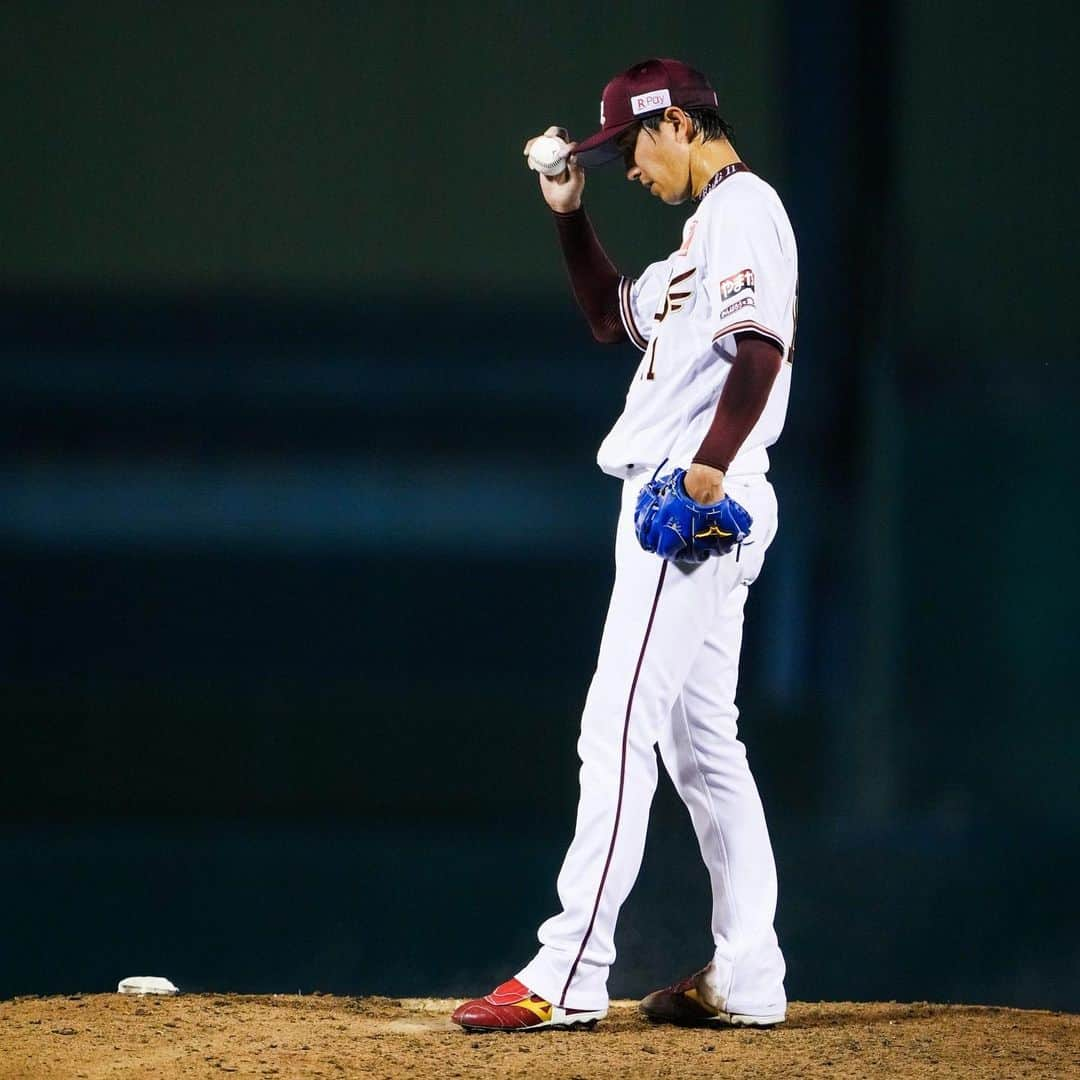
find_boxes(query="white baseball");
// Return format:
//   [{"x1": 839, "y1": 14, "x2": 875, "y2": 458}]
[{"x1": 528, "y1": 134, "x2": 570, "y2": 177}]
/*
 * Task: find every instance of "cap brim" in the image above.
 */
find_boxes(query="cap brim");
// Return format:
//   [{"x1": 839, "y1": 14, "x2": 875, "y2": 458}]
[{"x1": 571, "y1": 120, "x2": 636, "y2": 167}]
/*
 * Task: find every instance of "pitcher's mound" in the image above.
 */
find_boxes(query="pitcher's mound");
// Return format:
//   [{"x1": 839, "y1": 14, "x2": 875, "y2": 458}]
[{"x1": 1, "y1": 993, "x2": 1075, "y2": 1078}]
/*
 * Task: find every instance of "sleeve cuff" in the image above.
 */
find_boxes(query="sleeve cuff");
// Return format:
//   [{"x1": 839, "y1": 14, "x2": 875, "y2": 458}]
[
  {"x1": 712, "y1": 320, "x2": 786, "y2": 357},
  {"x1": 618, "y1": 276, "x2": 648, "y2": 351}
]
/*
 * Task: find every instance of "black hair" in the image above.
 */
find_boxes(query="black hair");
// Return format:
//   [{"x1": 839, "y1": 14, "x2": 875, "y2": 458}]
[{"x1": 640, "y1": 106, "x2": 735, "y2": 145}]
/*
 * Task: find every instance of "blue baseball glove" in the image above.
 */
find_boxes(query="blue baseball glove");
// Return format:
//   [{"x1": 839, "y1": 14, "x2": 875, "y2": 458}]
[{"x1": 634, "y1": 467, "x2": 752, "y2": 563}]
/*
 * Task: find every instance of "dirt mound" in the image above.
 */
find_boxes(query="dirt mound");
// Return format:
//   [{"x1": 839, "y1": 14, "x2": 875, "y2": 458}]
[{"x1": 0, "y1": 993, "x2": 1075, "y2": 1078}]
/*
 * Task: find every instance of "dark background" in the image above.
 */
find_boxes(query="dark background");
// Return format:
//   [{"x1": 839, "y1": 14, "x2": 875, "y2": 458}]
[{"x1": 3, "y1": 2, "x2": 1076, "y2": 1010}]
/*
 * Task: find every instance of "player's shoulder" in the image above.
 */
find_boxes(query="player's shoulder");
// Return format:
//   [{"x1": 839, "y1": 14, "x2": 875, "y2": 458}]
[
  {"x1": 699, "y1": 170, "x2": 785, "y2": 222},
  {"x1": 695, "y1": 171, "x2": 793, "y2": 251}
]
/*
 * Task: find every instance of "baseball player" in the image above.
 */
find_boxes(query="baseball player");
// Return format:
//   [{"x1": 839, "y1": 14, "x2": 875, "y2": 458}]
[{"x1": 453, "y1": 58, "x2": 797, "y2": 1032}]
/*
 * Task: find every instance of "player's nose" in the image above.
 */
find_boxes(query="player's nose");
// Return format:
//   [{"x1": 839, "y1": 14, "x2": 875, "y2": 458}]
[{"x1": 626, "y1": 164, "x2": 641, "y2": 181}]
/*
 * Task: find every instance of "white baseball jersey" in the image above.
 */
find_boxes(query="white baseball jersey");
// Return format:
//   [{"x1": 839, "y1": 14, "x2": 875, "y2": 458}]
[{"x1": 597, "y1": 165, "x2": 798, "y2": 480}]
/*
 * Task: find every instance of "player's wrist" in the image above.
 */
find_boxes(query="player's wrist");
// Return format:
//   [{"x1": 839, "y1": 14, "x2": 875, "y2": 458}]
[{"x1": 690, "y1": 455, "x2": 729, "y2": 475}]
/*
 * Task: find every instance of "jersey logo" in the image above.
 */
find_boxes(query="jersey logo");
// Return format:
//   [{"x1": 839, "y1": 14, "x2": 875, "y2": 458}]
[
  {"x1": 718, "y1": 268, "x2": 755, "y2": 302},
  {"x1": 654, "y1": 267, "x2": 696, "y2": 322}
]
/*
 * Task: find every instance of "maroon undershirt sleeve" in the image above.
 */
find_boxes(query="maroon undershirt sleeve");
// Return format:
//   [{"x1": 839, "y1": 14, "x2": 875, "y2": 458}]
[
  {"x1": 551, "y1": 207, "x2": 627, "y2": 344},
  {"x1": 693, "y1": 333, "x2": 784, "y2": 473}
]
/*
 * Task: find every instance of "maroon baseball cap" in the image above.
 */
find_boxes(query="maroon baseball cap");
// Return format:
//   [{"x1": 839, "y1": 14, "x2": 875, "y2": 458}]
[{"x1": 572, "y1": 58, "x2": 720, "y2": 167}]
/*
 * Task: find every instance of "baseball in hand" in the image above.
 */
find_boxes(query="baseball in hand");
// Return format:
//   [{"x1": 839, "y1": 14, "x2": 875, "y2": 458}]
[{"x1": 527, "y1": 134, "x2": 570, "y2": 177}]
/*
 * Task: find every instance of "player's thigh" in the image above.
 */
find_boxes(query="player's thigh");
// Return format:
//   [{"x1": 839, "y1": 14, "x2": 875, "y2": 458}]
[
  {"x1": 590, "y1": 545, "x2": 721, "y2": 712},
  {"x1": 587, "y1": 511, "x2": 731, "y2": 742},
  {"x1": 593, "y1": 475, "x2": 775, "y2": 728},
  {"x1": 678, "y1": 582, "x2": 749, "y2": 740}
]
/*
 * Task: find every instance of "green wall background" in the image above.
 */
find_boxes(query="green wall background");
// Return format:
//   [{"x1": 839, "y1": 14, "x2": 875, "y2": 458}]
[
  {"x1": 1, "y1": 1, "x2": 782, "y2": 293},
  {"x1": 893, "y1": 1, "x2": 1077, "y2": 823}
]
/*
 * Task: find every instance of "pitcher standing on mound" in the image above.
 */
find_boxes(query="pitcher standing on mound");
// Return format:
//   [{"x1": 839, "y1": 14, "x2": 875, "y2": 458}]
[{"x1": 453, "y1": 58, "x2": 798, "y2": 1032}]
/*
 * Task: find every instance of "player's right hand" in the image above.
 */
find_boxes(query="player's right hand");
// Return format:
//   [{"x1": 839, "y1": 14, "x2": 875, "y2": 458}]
[{"x1": 523, "y1": 126, "x2": 585, "y2": 213}]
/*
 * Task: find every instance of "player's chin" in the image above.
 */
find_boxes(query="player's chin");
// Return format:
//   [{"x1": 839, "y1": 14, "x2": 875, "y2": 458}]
[
  {"x1": 660, "y1": 188, "x2": 690, "y2": 206},
  {"x1": 647, "y1": 182, "x2": 689, "y2": 206}
]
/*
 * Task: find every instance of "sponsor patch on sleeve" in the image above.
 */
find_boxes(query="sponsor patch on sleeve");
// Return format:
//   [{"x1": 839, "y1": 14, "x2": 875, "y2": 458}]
[
  {"x1": 718, "y1": 268, "x2": 755, "y2": 302},
  {"x1": 718, "y1": 296, "x2": 755, "y2": 320}
]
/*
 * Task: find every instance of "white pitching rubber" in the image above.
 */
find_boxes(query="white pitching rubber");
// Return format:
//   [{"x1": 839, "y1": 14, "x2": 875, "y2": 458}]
[{"x1": 118, "y1": 975, "x2": 180, "y2": 995}]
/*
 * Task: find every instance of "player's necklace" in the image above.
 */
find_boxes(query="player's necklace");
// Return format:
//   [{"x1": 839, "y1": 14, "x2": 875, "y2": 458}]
[{"x1": 695, "y1": 162, "x2": 749, "y2": 203}]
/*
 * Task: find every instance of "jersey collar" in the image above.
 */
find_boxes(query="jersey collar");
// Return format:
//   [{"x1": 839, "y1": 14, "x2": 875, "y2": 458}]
[{"x1": 694, "y1": 161, "x2": 749, "y2": 204}]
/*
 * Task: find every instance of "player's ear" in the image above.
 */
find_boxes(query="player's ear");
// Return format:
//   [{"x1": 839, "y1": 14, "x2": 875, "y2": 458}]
[{"x1": 665, "y1": 107, "x2": 691, "y2": 144}]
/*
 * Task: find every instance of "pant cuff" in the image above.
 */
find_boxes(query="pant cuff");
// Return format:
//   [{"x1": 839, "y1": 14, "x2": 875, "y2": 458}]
[{"x1": 516, "y1": 952, "x2": 609, "y2": 1012}]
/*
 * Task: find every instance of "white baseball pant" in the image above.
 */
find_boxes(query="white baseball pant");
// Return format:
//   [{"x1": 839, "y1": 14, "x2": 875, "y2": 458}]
[{"x1": 517, "y1": 472, "x2": 786, "y2": 1016}]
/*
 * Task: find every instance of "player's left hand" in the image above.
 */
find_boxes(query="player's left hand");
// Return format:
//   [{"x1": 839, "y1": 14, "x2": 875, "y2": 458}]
[{"x1": 634, "y1": 468, "x2": 752, "y2": 563}]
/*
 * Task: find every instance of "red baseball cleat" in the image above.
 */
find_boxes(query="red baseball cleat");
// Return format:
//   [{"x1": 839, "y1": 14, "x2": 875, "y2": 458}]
[
  {"x1": 451, "y1": 978, "x2": 607, "y2": 1032},
  {"x1": 640, "y1": 967, "x2": 786, "y2": 1027}
]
